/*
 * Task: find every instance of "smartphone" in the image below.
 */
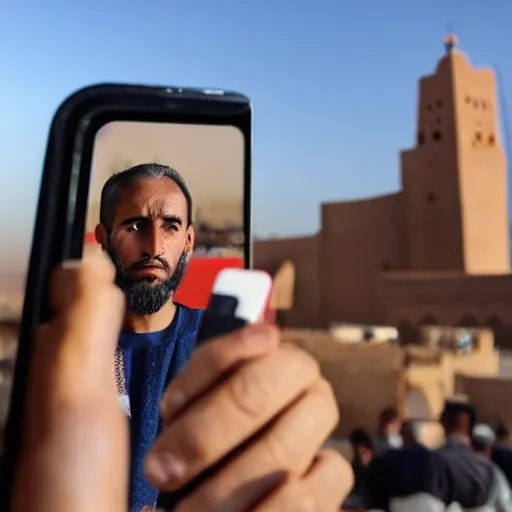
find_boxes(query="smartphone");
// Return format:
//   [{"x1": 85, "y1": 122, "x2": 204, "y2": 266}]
[
  {"x1": 157, "y1": 268, "x2": 273, "y2": 510},
  {"x1": 198, "y1": 268, "x2": 273, "y2": 340},
  {"x1": 0, "y1": 84, "x2": 252, "y2": 511}
]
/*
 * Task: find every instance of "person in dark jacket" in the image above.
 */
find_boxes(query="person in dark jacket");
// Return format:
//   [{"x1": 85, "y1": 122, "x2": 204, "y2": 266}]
[
  {"x1": 435, "y1": 401, "x2": 495, "y2": 509},
  {"x1": 343, "y1": 428, "x2": 375, "y2": 509},
  {"x1": 471, "y1": 423, "x2": 512, "y2": 512},
  {"x1": 364, "y1": 400, "x2": 495, "y2": 511}
]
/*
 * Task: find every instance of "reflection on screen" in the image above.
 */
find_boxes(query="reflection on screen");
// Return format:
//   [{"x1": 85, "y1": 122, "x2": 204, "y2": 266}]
[{"x1": 85, "y1": 121, "x2": 246, "y2": 309}]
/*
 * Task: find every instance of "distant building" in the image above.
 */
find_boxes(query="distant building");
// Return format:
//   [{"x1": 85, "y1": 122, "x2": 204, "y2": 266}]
[
  {"x1": 254, "y1": 36, "x2": 512, "y2": 346},
  {"x1": 195, "y1": 201, "x2": 243, "y2": 231}
]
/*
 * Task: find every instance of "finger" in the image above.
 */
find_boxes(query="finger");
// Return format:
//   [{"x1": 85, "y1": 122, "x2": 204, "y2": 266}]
[
  {"x1": 23, "y1": 249, "x2": 124, "y2": 412},
  {"x1": 12, "y1": 250, "x2": 128, "y2": 512},
  {"x1": 160, "y1": 324, "x2": 279, "y2": 421},
  {"x1": 155, "y1": 379, "x2": 339, "y2": 512},
  {"x1": 49, "y1": 248, "x2": 116, "y2": 315},
  {"x1": 48, "y1": 253, "x2": 125, "y2": 381},
  {"x1": 146, "y1": 345, "x2": 321, "y2": 490},
  {"x1": 25, "y1": 250, "x2": 125, "y2": 412},
  {"x1": 253, "y1": 449, "x2": 354, "y2": 512}
]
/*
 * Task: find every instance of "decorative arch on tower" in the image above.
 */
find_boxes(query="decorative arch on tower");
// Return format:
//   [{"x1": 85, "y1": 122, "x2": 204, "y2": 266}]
[
  {"x1": 485, "y1": 316, "x2": 512, "y2": 349},
  {"x1": 397, "y1": 319, "x2": 417, "y2": 345},
  {"x1": 419, "y1": 314, "x2": 438, "y2": 326},
  {"x1": 456, "y1": 314, "x2": 480, "y2": 328}
]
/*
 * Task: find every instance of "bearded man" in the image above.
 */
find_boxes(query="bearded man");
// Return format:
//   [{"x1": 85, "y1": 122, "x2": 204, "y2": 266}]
[{"x1": 95, "y1": 163, "x2": 207, "y2": 508}]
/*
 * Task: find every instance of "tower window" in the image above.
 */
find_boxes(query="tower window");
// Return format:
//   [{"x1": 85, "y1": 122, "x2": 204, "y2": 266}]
[
  {"x1": 381, "y1": 261, "x2": 391, "y2": 271},
  {"x1": 427, "y1": 192, "x2": 436, "y2": 202},
  {"x1": 427, "y1": 103, "x2": 432, "y2": 112},
  {"x1": 489, "y1": 134, "x2": 496, "y2": 146},
  {"x1": 436, "y1": 100, "x2": 442, "y2": 107},
  {"x1": 432, "y1": 130, "x2": 442, "y2": 142},
  {"x1": 465, "y1": 96, "x2": 471, "y2": 104},
  {"x1": 418, "y1": 132, "x2": 426, "y2": 145},
  {"x1": 475, "y1": 131, "x2": 482, "y2": 142}
]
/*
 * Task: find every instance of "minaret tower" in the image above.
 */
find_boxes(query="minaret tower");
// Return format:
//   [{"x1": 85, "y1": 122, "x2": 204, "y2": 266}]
[{"x1": 401, "y1": 35, "x2": 509, "y2": 273}]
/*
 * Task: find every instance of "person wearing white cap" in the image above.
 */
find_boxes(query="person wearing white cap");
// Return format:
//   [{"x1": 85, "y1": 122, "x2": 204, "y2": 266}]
[{"x1": 472, "y1": 423, "x2": 512, "y2": 512}]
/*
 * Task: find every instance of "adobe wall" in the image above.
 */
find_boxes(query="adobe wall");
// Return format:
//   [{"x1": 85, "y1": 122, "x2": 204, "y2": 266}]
[
  {"x1": 291, "y1": 323, "x2": 501, "y2": 431},
  {"x1": 456, "y1": 375, "x2": 512, "y2": 430},
  {"x1": 381, "y1": 272, "x2": 512, "y2": 347},
  {"x1": 268, "y1": 261, "x2": 295, "y2": 311},
  {"x1": 254, "y1": 236, "x2": 321, "y2": 327},
  {"x1": 402, "y1": 341, "x2": 499, "y2": 422},
  {"x1": 404, "y1": 361, "x2": 445, "y2": 420},
  {"x1": 319, "y1": 192, "x2": 407, "y2": 326},
  {"x1": 401, "y1": 145, "x2": 464, "y2": 272},
  {"x1": 444, "y1": 348, "x2": 499, "y2": 388},
  {"x1": 451, "y1": 54, "x2": 510, "y2": 275},
  {"x1": 458, "y1": 144, "x2": 509, "y2": 274},
  {"x1": 281, "y1": 330, "x2": 405, "y2": 436},
  {"x1": 400, "y1": 55, "x2": 465, "y2": 272},
  {"x1": 419, "y1": 326, "x2": 499, "y2": 392}
]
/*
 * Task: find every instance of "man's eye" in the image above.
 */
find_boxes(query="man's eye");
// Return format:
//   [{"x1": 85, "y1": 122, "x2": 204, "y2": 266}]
[
  {"x1": 165, "y1": 223, "x2": 179, "y2": 232},
  {"x1": 128, "y1": 223, "x2": 140, "y2": 232}
]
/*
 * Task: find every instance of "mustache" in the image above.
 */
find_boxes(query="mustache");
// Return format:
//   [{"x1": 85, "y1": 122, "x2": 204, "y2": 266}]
[{"x1": 130, "y1": 257, "x2": 170, "y2": 273}]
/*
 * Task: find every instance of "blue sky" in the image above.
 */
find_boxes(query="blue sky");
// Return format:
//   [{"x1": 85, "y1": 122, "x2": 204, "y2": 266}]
[{"x1": 1, "y1": 0, "x2": 511, "y2": 277}]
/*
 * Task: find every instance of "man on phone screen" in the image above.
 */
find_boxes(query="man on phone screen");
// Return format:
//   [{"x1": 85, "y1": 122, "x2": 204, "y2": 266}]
[{"x1": 95, "y1": 163, "x2": 235, "y2": 508}]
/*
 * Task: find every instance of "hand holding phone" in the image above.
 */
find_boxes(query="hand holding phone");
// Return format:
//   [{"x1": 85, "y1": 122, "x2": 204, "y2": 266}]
[
  {"x1": 2, "y1": 82, "x2": 350, "y2": 512},
  {"x1": 150, "y1": 292, "x2": 350, "y2": 511},
  {"x1": 9, "y1": 252, "x2": 129, "y2": 512},
  {"x1": 157, "y1": 268, "x2": 272, "y2": 509}
]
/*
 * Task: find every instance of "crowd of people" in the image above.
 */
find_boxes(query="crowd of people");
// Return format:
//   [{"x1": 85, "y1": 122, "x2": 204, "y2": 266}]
[{"x1": 343, "y1": 404, "x2": 512, "y2": 511}]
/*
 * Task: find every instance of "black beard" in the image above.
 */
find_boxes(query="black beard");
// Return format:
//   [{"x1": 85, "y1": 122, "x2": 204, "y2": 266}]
[{"x1": 106, "y1": 247, "x2": 188, "y2": 315}]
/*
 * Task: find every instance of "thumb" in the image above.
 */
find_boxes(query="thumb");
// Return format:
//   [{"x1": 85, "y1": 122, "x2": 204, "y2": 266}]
[
  {"x1": 13, "y1": 250, "x2": 128, "y2": 512},
  {"x1": 49, "y1": 247, "x2": 118, "y2": 314},
  {"x1": 47, "y1": 250, "x2": 125, "y2": 392}
]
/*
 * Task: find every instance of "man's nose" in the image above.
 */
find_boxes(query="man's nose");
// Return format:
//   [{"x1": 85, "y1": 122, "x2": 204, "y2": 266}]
[{"x1": 142, "y1": 224, "x2": 165, "y2": 257}]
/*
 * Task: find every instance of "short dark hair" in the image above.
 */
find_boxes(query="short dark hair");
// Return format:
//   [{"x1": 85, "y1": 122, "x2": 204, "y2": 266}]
[
  {"x1": 379, "y1": 406, "x2": 399, "y2": 426},
  {"x1": 350, "y1": 428, "x2": 374, "y2": 451},
  {"x1": 441, "y1": 401, "x2": 477, "y2": 432},
  {"x1": 495, "y1": 422, "x2": 510, "y2": 440},
  {"x1": 99, "y1": 163, "x2": 192, "y2": 232}
]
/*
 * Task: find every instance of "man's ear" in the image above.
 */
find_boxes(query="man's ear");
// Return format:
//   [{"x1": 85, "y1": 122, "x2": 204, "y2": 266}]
[
  {"x1": 94, "y1": 224, "x2": 109, "y2": 250},
  {"x1": 185, "y1": 224, "x2": 196, "y2": 260}
]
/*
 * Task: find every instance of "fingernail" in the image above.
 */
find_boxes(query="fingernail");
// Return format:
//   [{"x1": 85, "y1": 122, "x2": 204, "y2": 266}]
[
  {"x1": 242, "y1": 324, "x2": 272, "y2": 345},
  {"x1": 161, "y1": 389, "x2": 186, "y2": 417},
  {"x1": 145, "y1": 452, "x2": 185, "y2": 484}
]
